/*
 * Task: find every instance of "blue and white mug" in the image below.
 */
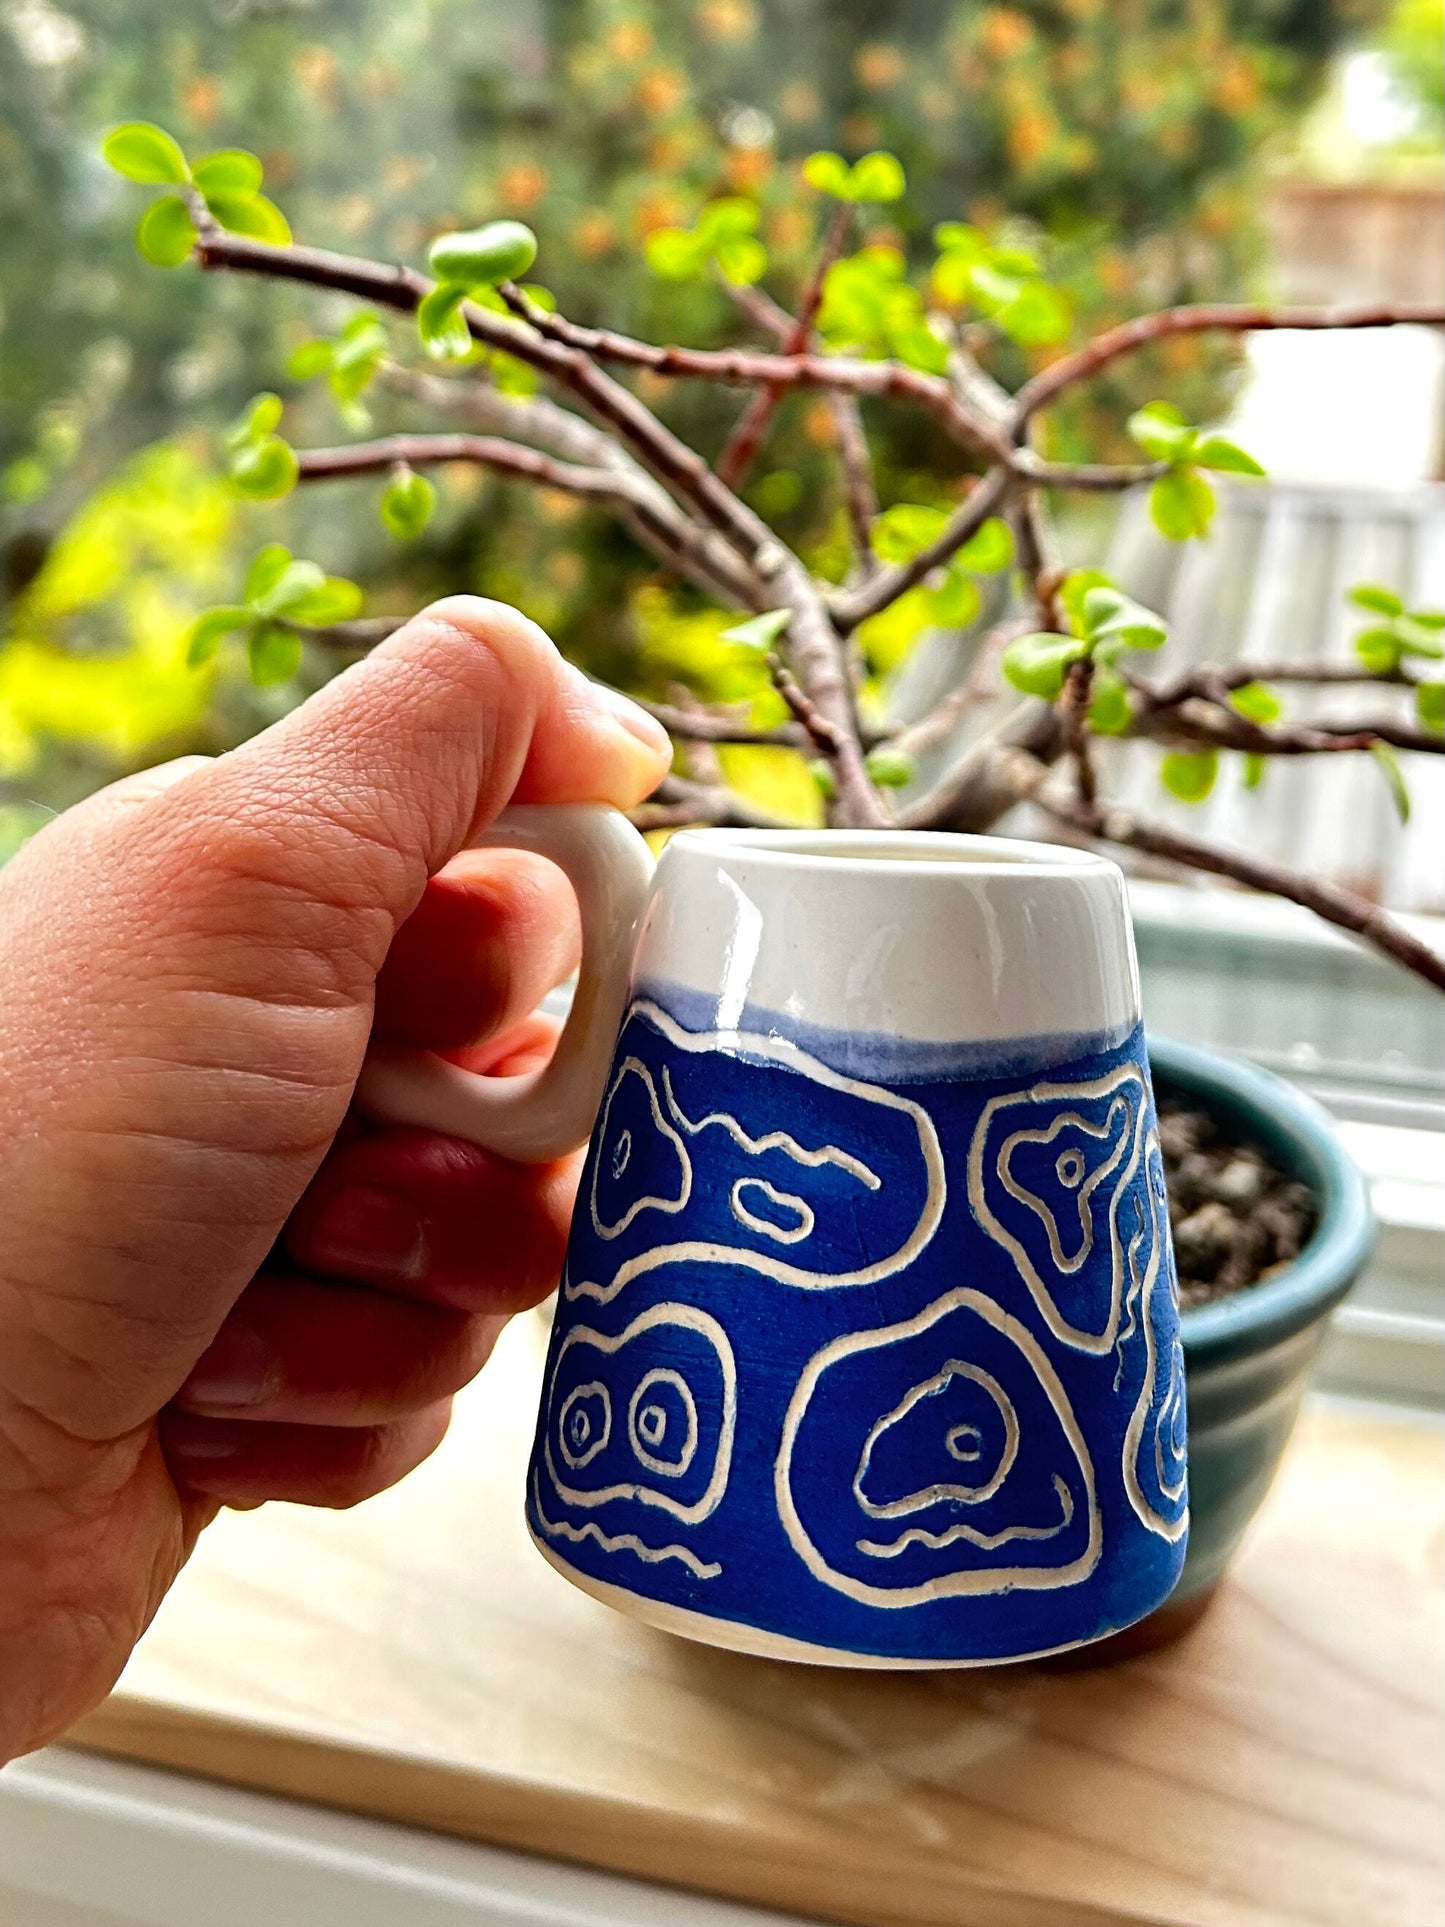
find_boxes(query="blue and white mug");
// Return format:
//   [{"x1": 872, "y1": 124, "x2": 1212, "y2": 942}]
[{"x1": 362, "y1": 809, "x2": 1188, "y2": 1666}]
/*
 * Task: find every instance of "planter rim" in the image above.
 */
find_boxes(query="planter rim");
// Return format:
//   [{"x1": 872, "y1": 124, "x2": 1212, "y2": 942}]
[{"x1": 1148, "y1": 1035, "x2": 1376, "y2": 1366}]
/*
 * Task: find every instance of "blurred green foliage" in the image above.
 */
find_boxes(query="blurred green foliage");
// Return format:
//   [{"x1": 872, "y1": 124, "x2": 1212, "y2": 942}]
[{"x1": 0, "y1": 0, "x2": 1389, "y2": 821}]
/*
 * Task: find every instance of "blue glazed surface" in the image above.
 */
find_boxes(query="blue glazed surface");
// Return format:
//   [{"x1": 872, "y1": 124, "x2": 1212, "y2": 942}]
[{"x1": 528, "y1": 985, "x2": 1188, "y2": 1663}]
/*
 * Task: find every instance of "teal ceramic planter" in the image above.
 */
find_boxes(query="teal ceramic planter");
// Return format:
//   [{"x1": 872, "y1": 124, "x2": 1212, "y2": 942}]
[{"x1": 1150, "y1": 1037, "x2": 1376, "y2": 1608}]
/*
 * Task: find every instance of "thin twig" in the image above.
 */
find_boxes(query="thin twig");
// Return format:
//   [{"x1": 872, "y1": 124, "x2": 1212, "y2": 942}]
[
  {"x1": 497, "y1": 285, "x2": 1016, "y2": 465},
  {"x1": 767, "y1": 654, "x2": 851, "y2": 762},
  {"x1": 833, "y1": 466, "x2": 1015, "y2": 631},
  {"x1": 716, "y1": 201, "x2": 852, "y2": 488},
  {"x1": 1011, "y1": 300, "x2": 1445, "y2": 434},
  {"x1": 631, "y1": 772, "x2": 789, "y2": 832},
  {"x1": 636, "y1": 698, "x2": 805, "y2": 748},
  {"x1": 373, "y1": 364, "x2": 759, "y2": 608},
  {"x1": 1034, "y1": 783, "x2": 1445, "y2": 993},
  {"x1": 831, "y1": 393, "x2": 880, "y2": 578},
  {"x1": 1136, "y1": 661, "x2": 1422, "y2": 700},
  {"x1": 1062, "y1": 658, "x2": 1098, "y2": 804}
]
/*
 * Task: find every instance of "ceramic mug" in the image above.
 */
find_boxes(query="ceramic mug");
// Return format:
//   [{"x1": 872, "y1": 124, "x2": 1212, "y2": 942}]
[{"x1": 362, "y1": 806, "x2": 1188, "y2": 1666}]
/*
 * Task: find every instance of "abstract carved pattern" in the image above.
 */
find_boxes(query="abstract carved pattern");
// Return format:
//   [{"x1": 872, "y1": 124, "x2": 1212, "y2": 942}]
[{"x1": 528, "y1": 996, "x2": 1188, "y2": 1662}]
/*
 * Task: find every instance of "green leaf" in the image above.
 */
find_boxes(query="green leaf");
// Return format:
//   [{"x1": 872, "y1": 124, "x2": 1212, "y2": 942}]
[
  {"x1": 1149, "y1": 467, "x2": 1215, "y2": 541},
  {"x1": 848, "y1": 151, "x2": 906, "y2": 202},
  {"x1": 1347, "y1": 583, "x2": 1404, "y2": 617},
  {"x1": 203, "y1": 190, "x2": 291, "y2": 246},
  {"x1": 928, "y1": 570, "x2": 981, "y2": 627},
  {"x1": 713, "y1": 235, "x2": 767, "y2": 285},
  {"x1": 1087, "y1": 670, "x2": 1133, "y2": 735},
  {"x1": 249, "y1": 557, "x2": 324, "y2": 618},
  {"x1": 720, "y1": 608, "x2": 791, "y2": 649},
  {"x1": 644, "y1": 228, "x2": 704, "y2": 279},
  {"x1": 135, "y1": 195, "x2": 197, "y2": 267},
  {"x1": 1160, "y1": 749, "x2": 1219, "y2": 803},
  {"x1": 285, "y1": 576, "x2": 364, "y2": 625},
  {"x1": 244, "y1": 544, "x2": 293, "y2": 603},
  {"x1": 1407, "y1": 609, "x2": 1445, "y2": 630},
  {"x1": 1080, "y1": 585, "x2": 1168, "y2": 650},
  {"x1": 229, "y1": 436, "x2": 297, "y2": 500},
  {"x1": 416, "y1": 282, "x2": 472, "y2": 359},
  {"x1": 1242, "y1": 753, "x2": 1267, "y2": 790},
  {"x1": 872, "y1": 503, "x2": 947, "y2": 563},
  {"x1": 225, "y1": 391, "x2": 284, "y2": 448},
  {"x1": 1354, "y1": 626, "x2": 1403, "y2": 673},
  {"x1": 865, "y1": 746, "x2": 916, "y2": 788},
  {"x1": 1001, "y1": 631, "x2": 1087, "y2": 699},
  {"x1": 954, "y1": 516, "x2": 1015, "y2": 574},
  {"x1": 380, "y1": 465, "x2": 436, "y2": 539},
  {"x1": 102, "y1": 122, "x2": 189, "y2": 185},
  {"x1": 1128, "y1": 400, "x2": 1197, "y2": 463},
  {"x1": 1396, "y1": 614, "x2": 1445, "y2": 660},
  {"x1": 695, "y1": 199, "x2": 757, "y2": 244},
  {"x1": 802, "y1": 150, "x2": 852, "y2": 197},
  {"x1": 998, "y1": 280, "x2": 1071, "y2": 347},
  {"x1": 428, "y1": 220, "x2": 538, "y2": 289},
  {"x1": 933, "y1": 222, "x2": 985, "y2": 255},
  {"x1": 1416, "y1": 681, "x2": 1445, "y2": 732},
  {"x1": 1191, "y1": 436, "x2": 1265, "y2": 477},
  {"x1": 695, "y1": 198, "x2": 758, "y2": 242},
  {"x1": 887, "y1": 319, "x2": 950, "y2": 374},
  {"x1": 1059, "y1": 569, "x2": 1113, "y2": 637},
  {"x1": 1370, "y1": 741, "x2": 1411, "y2": 823},
  {"x1": 185, "y1": 606, "x2": 250, "y2": 667},
  {"x1": 191, "y1": 148, "x2": 263, "y2": 196},
  {"x1": 1228, "y1": 680, "x2": 1283, "y2": 724},
  {"x1": 287, "y1": 339, "x2": 334, "y2": 380},
  {"x1": 808, "y1": 757, "x2": 837, "y2": 800},
  {"x1": 247, "y1": 623, "x2": 303, "y2": 688}
]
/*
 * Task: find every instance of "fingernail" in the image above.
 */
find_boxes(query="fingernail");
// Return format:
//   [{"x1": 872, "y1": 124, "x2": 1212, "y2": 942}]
[
  {"x1": 305, "y1": 1185, "x2": 428, "y2": 1283},
  {"x1": 178, "y1": 1317, "x2": 276, "y2": 1411},
  {"x1": 162, "y1": 1412, "x2": 246, "y2": 1462},
  {"x1": 588, "y1": 679, "x2": 672, "y2": 756}
]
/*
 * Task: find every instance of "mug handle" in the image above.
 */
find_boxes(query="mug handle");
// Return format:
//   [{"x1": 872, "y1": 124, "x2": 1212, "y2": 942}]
[{"x1": 356, "y1": 803, "x2": 655, "y2": 1163}]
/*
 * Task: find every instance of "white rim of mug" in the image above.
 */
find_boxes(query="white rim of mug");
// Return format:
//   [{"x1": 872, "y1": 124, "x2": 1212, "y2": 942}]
[{"x1": 667, "y1": 827, "x2": 1124, "y2": 880}]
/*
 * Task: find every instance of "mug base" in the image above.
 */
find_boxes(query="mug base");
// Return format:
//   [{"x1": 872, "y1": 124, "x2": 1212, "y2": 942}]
[{"x1": 529, "y1": 1531, "x2": 1137, "y2": 1671}]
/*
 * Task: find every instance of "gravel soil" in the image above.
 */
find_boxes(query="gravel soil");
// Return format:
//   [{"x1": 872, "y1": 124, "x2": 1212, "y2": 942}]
[{"x1": 1157, "y1": 1096, "x2": 1318, "y2": 1311}]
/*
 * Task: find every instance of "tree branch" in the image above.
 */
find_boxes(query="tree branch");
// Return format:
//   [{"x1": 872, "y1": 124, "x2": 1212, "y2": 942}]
[
  {"x1": 1034, "y1": 784, "x2": 1445, "y2": 993},
  {"x1": 716, "y1": 201, "x2": 851, "y2": 488},
  {"x1": 498, "y1": 285, "x2": 1016, "y2": 465},
  {"x1": 631, "y1": 772, "x2": 790, "y2": 832},
  {"x1": 1011, "y1": 300, "x2": 1445, "y2": 434},
  {"x1": 832, "y1": 466, "x2": 1015, "y2": 631},
  {"x1": 636, "y1": 698, "x2": 805, "y2": 748}
]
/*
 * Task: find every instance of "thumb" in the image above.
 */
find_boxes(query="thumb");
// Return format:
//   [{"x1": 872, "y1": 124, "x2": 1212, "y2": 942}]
[{"x1": 0, "y1": 598, "x2": 669, "y2": 1443}]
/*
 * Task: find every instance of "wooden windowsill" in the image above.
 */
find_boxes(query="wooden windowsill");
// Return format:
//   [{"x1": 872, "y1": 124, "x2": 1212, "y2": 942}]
[{"x1": 70, "y1": 1314, "x2": 1444, "y2": 1927}]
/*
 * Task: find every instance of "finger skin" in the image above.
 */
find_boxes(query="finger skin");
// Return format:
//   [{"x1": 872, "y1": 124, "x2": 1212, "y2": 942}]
[
  {"x1": 160, "y1": 1401, "x2": 455, "y2": 1509},
  {"x1": 283, "y1": 1125, "x2": 578, "y2": 1314},
  {"x1": 173, "y1": 1272, "x2": 507, "y2": 1426},
  {"x1": 0, "y1": 598, "x2": 661, "y2": 1761},
  {"x1": 373, "y1": 847, "x2": 580, "y2": 1051}
]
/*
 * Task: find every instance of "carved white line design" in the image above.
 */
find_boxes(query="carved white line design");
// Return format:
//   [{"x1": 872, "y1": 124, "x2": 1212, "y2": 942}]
[
  {"x1": 627, "y1": 1367, "x2": 698, "y2": 1478},
  {"x1": 663, "y1": 1068, "x2": 882, "y2": 1190},
  {"x1": 1122, "y1": 1132, "x2": 1189, "y2": 1542},
  {"x1": 589, "y1": 1058, "x2": 691, "y2": 1240},
  {"x1": 851, "y1": 1363, "x2": 1019, "y2": 1517},
  {"x1": 730, "y1": 1178, "x2": 814, "y2": 1243},
  {"x1": 569, "y1": 1000, "x2": 946, "y2": 1303},
  {"x1": 857, "y1": 1474, "x2": 1076, "y2": 1559},
  {"x1": 967, "y1": 1064, "x2": 1148, "y2": 1354},
  {"x1": 530, "y1": 1470, "x2": 723, "y2": 1580},
  {"x1": 775, "y1": 1288, "x2": 1102, "y2": 1607},
  {"x1": 541, "y1": 1301, "x2": 736, "y2": 1524},
  {"x1": 557, "y1": 1381, "x2": 611, "y2": 1470}
]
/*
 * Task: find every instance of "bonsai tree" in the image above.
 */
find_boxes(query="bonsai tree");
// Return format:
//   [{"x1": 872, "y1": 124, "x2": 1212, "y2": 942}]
[{"x1": 97, "y1": 119, "x2": 1445, "y2": 993}]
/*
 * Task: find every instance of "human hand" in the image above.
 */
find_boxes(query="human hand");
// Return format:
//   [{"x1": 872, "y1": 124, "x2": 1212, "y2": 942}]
[{"x1": 0, "y1": 598, "x2": 671, "y2": 1761}]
